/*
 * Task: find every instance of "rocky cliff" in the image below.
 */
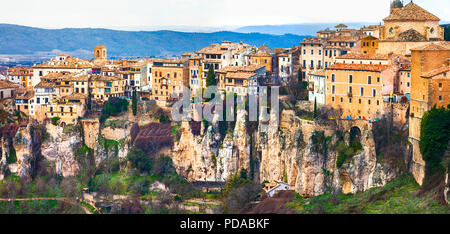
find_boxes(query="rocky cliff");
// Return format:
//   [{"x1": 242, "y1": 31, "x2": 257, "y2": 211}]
[{"x1": 172, "y1": 109, "x2": 404, "y2": 196}]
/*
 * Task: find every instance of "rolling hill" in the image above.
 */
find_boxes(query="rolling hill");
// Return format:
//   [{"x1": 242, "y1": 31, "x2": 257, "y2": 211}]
[{"x1": 0, "y1": 24, "x2": 309, "y2": 61}]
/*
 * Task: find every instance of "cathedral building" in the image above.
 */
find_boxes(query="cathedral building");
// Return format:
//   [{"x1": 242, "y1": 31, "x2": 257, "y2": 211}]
[{"x1": 377, "y1": 1, "x2": 445, "y2": 56}]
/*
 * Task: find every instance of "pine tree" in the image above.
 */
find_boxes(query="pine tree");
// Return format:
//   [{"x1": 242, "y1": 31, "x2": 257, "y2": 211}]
[
  {"x1": 313, "y1": 97, "x2": 317, "y2": 119},
  {"x1": 206, "y1": 65, "x2": 216, "y2": 87},
  {"x1": 132, "y1": 90, "x2": 137, "y2": 116}
]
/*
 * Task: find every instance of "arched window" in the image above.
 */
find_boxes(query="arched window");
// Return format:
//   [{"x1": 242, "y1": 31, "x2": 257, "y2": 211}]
[
  {"x1": 389, "y1": 27, "x2": 394, "y2": 35},
  {"x1": 430, "y1": 28, "x2": 435, "y2": 35}
]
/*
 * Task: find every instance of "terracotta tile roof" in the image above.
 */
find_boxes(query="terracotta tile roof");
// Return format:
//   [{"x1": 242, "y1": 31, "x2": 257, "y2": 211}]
[
  {"x1": 91, "y1": 74, "x2": 124, "y2": 82},
  {"x1": 66, "y1": 75, "x2": 90, "y2": 82},
  {"x1": 335, "y1": 24, "x2": 348, "y2": 28},
  {"x1": 252, "y1": 50, "x2": 271, "y2": 57},
  {"x1": 62, "y1": 93, "x2": 88, "y2": 100},
  {"x1": 0, "y1": 80, "x2": 18, "y2": 89},
  {"x1": 308, "y1": 69, "x2": 327, "y2": 76},
  {"x1": 95, "y1": 44, "x2": 106, "y2": 48},
  {"x1": 328, "y1": 63, "x2": 389, "y2": 72},
  {"x1": 16, "y1": 89, "x2": 34, "y2": 100},
  {"x1": 8, "y1": 67, "x2": 33, "y2": 76},
  {"x1": 396, "y1": 29, "x2": 427, "y2": 42},
  {"x1": 327, "y1": 35, "x2": 359, "y2": 42},
  {"x1": 34, "y1": 56, "x2": 93, "y2": 69},
  {"x1": 217, "y1": 64, "x2": 265, "y2": 73},
  {"x1": 35, "y1": 82, "x2": 58, "y2": 88},
  {"x1": 384, "y1": 2, "x2": 440, "y2": 21},
  {"x1": 336, "y1": 53, "x2": 389, "y2": 60},
  {"x1": 411, "y1": 43, "x2": 450, "y2": 51},
  {"x1": 226, "y1": 72, "x2": 257, "y2": 79},
  {"x1": 421, "y1": 65, "x2": 450, "y2": 78}
]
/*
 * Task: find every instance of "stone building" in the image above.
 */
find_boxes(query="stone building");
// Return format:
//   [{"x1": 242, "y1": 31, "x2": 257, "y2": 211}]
[
  {"x1": 408, "y1": 42, "x2": 450, "y2": 185},
  {"x1": 151, "y1": 59, "x2": 189, "y2": 101},
  {"x1": 377, "y1": 1, "x2": 445, "y2": 55}
]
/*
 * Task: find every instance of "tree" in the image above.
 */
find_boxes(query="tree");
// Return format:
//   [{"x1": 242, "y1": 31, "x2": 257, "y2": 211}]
[
  {"x1": 205, "y1": 65, "x2": 216, "y2": 87},
  {"x1": 132, "y1": 90, "x2": 137, "y2": 116},
  {"x1": 313, "y1": 97, "x2": 318, "y2": 119},
  {"x1": 127, "y1": 147, "x2": 152, "y2": 174},
  {"x1": 419, "y1": 105, "x2": 450, "y2": 188}
]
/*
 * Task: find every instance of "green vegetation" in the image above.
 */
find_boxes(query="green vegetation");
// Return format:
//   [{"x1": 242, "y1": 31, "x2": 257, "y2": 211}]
[
  {"x1": 51, "y1": 117, "x2": 60, "y2": 126},
  {"x1": 127, "y1": 147, "x2": 152, "y2": 174},
  {"x1": 80, "y1": 201, "x2": 99, "y2": 214},
  {"x1": 0, "y1": 200, "x2": 84, "y2": 214},
  {"x1": 419, "y1": 105, "x2": 450, "y2": 189},
  {"x1": 336, "y1": 140, "x2": 363, "y2": 168},
  {"x1": 444, "y1": 24, "x2": 450, "y2": 41},
  {"x1": 132, "y1": 90, "x2": 137, "y2": 116},
  {"x1": 7, "y1": 148, "x2": 17, "y2": 164},
  {"x1": 205, "y1": 65, "x2": 216, "y2": 87},
  {"x1": 286, "y1": 174, "x2": 450, "y2": 214},
  {"x1": 171, "y1": 124, "x2": 182, "y2": 142},
  {"x1": 222, "y1": 170, "x2": 261, "y2": 213},
  {"x1": 100, "y1": 98, "x2": 129, "y2": 123}
]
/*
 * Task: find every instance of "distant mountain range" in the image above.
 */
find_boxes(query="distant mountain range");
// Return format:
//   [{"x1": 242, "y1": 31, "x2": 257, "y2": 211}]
[
  {"x1": 0, "y1": 24, "x2": 309, "y2": 63},
  {"x1": 233, "y1": 22, "x2": 380, "y2": 36}
]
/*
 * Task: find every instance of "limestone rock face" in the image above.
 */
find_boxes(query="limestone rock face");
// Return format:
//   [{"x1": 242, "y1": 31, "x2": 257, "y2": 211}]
[
  {"x1": 41, "y1": 124, "x2": 81, "y2": 177},
  {"x1": 172, "y1": 109, "x2": 402, "y2": 197},
  {"x1": 12, "y1": 126, "x2": 34, "y2": 179}
]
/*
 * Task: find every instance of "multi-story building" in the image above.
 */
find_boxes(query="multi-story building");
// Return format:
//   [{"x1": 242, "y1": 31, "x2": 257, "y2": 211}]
[
  {"x1": 300, "y1": 38, "x2": 326, "y2": 79},
  {"x1": 360, "y1": 25, "x2": 381, "y2": 38},
  {"x1": 0, "y1": 80, "x2": 18, "y2": 100},
  {"x1": 151, "y1": 59, "x2": 189, "y2": 101},
  {"x1": 408, "y1": 42, "x2": 450, "y2": 185},
  {"x1": 118, "y1": 64, "x2": 142, "y2": 95},
  {"x1": 325, "y1": 63, "x2": 390, "y2": 121},
  {"x1": 46, "y1": 93, "x2": 87, "y2": 125},
  {"x1": 7, "y1": 67, "x2": 33, "y2": 87},
  {"x1": 308, "y1": 70, "x2": 326, "y2": 105},
  {"x1": 360, "y1": 35, "x2": 379, "y2": 54},
  {"x1": 15, "y1": 88, "x2": 34, "y2": 115},
  {"x1": 277, "y1": 47, "x2": 300, "y2": 83},
  {"x1": 188, "y1": 55, "x2": 204, "y2": 96},
  {"x1": 32, "y1": 54, "x2": 93, "y2": 87},
  {"x1": 89, "y1": 75, "x2": 126, "y2": 104},
  {"x1": 216, "y1": 64, "x2": 266, "y2": 96},
  {"x1": 377, "y1": 1, "x2": 445, "y2": 56}
]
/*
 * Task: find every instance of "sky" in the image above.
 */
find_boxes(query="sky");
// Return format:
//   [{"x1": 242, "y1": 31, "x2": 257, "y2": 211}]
[{"x1": 0, "y1": 0, "x2": 449, "y2": 30}]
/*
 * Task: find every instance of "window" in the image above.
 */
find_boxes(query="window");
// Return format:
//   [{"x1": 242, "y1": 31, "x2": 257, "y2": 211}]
[
  {"x1": 331, "y1": 85, "x2": 335, "y2": 94},
  {"x1": 368, "y1": 76, "x2": 372, "y2": 84},
  {"x1": 377, "y1": 77, "x2": 380, "y2": 82},
  {"x1": 348, "y1": 86, "x2": 352, "y2": 94},
  {"x1": 439, "y1": 96, "x2": 442, "y2": 101},
  {"x1": 360, "y1": 87, "x2": 364, "y2": 96},
  {"x1": 359, "y1": 99, "x2": 361, "y2": 104},
  {"x1": 340, "y1": 97, "x2": 343, "y2": 102},
  {"x1": 349, "y1": 75, "x2": 353, "y2": 83},
  {"x1": 311, "y1": 50, "x2": 314, "y2": 55},
  {"x1": 407, "y1": 82, "x2": 410, "y2": 87},
  {"x1": 331, "y1": 74, "x2": 335, "y2": 82},
  {"x1": 332, "y1": 97, "x2": 335, "y2": 102},
  {"x1": 439, "y1": 83, "x2": 442, "y2": 88},
  {"x1": 389, "y1": 27, "x2": 394, "y2": 35},
  {"x1": 372, "y1": 89, "x2": 376, "y2": 97},
  {"x1": 368, "y1": 100, "x2": 371, "y2": 105}
]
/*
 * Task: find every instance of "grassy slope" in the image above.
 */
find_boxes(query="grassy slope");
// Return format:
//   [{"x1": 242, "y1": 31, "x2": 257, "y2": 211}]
[{"x1": 286, "y1": 174, "x2": 450, "y2": 214}]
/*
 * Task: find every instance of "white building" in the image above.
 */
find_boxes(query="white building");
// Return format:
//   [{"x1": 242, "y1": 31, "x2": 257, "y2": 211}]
[
  {"x1": 32, "y1": 54, "x2": 93, "y2": 87},
  {"x1": 308, "y1": 70, "x2": 326, "y2": 105},
  {"x1": 266, "y1": 182, "x2": 295, "y2": 198}
]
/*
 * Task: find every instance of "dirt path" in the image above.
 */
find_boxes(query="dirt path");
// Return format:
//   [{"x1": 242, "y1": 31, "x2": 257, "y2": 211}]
[{"x1": 0, "y1": 197, "x2": 93, "y2": 214}]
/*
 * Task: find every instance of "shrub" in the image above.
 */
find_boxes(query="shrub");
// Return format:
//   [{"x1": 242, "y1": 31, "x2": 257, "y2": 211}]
[
  {"x1": 127, "y1": 147, "x2": 152, "y2": 174},
  {"x1": 51, "y1": 117, "x2": 60, "y2": 126}
]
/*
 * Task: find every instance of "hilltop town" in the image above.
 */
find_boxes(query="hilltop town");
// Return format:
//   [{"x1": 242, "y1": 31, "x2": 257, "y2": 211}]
[{"x1": 0, "y1": 1, "x2": 449, "y2": 214}]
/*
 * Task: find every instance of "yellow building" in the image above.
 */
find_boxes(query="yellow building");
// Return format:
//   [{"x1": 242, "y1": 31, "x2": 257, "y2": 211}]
[
  {"x1": 251, "y1": 51, "x2": 272, "y2": 73},
  {"x1": 360, "y1": 35, "x2": 379, "y2": 54},
  {"x1": 325, "y1": 63, "x2": 389, "y2": 120},
  {"x1": 89, "y1": 75, "x2": 126, "y2": 104},
  {"x1": 408, "y1": 42, "x2": 450, "y2": 185},
  {"x1": 46, "y1": 93, "x2": 87, "y2": 125},
  {"x1": 151, "y1": 59, "x2": 189, "y2": 101},
  {"x1": 378, "y1": 2, "x2": 445, "y2": 56}
]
